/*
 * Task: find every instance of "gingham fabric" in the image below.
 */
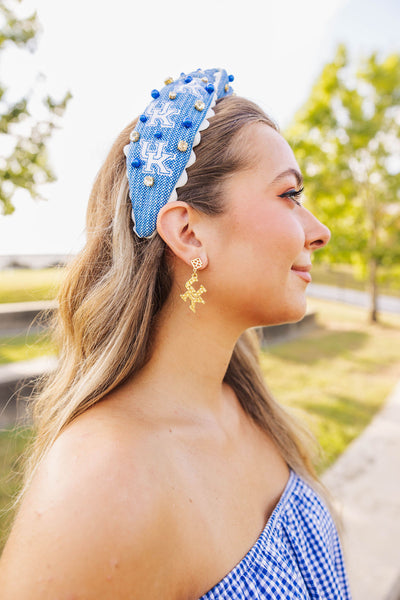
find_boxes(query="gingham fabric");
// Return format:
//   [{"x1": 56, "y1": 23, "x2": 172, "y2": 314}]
[
  {"x1": 200, "y1": 470, "x2": 352, "y2": 599},
  {"x1": 124, "y1": 68, "x2": 233, "y2": 238}
]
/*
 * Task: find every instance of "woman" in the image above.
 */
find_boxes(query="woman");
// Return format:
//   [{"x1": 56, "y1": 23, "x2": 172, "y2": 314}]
[{"x1": 0, "y1": 68, "x2": 351, "y2": 599}]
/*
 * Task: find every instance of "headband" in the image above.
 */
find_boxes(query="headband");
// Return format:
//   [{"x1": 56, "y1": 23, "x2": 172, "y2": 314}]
[{"x1": 124, "y1": 68, "x2": 234, "y2": 238}]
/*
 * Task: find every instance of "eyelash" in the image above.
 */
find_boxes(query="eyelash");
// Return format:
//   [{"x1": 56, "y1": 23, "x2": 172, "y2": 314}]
[{"x1": 278, "y1": 186, "x2": 304, "y2": 207}]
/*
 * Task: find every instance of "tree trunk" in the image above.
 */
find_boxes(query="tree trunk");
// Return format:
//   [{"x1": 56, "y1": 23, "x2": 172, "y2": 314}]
[
  {"x1": 368, "y1": 256, "x2": 378, "y2": 323},
  {"x1": 365, "y1": 185, "x2": 379, "y2": 324}
]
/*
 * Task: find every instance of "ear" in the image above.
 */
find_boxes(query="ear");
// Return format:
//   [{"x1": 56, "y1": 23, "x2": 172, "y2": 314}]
[{"x1": 156, "y1": 201, "x2": 208, "y2": 268}]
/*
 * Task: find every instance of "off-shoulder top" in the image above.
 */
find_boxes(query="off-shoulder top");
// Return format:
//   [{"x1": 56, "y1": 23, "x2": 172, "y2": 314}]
[{"x1": 199, "y1": 469, "x2": 352, "y2": 599}]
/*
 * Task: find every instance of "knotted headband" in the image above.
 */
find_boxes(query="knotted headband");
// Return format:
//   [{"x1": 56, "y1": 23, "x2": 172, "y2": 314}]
[{"x1": 124, "y1": 68, "x2": 234, "y2": 238}]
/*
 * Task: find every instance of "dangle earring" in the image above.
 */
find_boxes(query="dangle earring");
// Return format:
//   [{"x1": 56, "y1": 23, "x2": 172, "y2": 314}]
[{"x1": 180, "y1": 258, "x2": 207, "y2": 313}]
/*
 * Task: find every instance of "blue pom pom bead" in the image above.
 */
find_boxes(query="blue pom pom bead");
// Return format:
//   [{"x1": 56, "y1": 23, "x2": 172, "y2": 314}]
[
  {"x1": 131, "y1": 158, "x2": 142, "y2": 168},
  {"x1": 228, "y1": 74, "x2": 234, "y2": 82},
  {"x1": 205, "y1": 84, "x2": 215, "y2": 94},
  {"x1": 151, "y1": 89, "x2": 160, "y2": 99},
  {"x1": 182, "y1": 119, "x2": 192, "y2": 128}
]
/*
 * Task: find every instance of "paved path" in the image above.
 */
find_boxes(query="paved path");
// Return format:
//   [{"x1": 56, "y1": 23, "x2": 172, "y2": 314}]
[
  {"x1": 323, "y1": 380, "x2": 400, "y2": 600},
  {"x1": 308, "y1": 283, "x2": 400, "y2": 314}
]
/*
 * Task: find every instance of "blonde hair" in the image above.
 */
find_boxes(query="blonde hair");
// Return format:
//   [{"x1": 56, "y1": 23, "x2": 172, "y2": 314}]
[{"x1": 21, "y1": 96, "x2": 329, "y2": 505}]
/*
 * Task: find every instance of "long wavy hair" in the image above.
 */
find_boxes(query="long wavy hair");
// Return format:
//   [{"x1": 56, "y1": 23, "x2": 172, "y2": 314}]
[{"x1": 20, "y1": 96, "x2": 330, "y2": 508}]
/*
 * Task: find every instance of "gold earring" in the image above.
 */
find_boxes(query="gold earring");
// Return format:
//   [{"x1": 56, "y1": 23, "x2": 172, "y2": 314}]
[{"x1": 180, "y1": 258, "x2": 207, "y2": 313}]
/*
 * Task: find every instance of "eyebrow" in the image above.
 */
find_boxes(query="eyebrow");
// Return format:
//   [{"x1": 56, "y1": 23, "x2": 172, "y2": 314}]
[{"x1": 270, "y1": 168, "x2": 304, "y2": 188}]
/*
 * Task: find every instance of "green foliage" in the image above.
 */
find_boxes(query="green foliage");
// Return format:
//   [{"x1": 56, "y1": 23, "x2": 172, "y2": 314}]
[
  {"x1": 285, "y1": 45, "x2": 400, "y2": 319},
  {"x1": 0, "y1": 0, "x2": 36, "y2": 49},
  {"x1": 0, "y1": 0, "x2": 72, "y2": 214}
]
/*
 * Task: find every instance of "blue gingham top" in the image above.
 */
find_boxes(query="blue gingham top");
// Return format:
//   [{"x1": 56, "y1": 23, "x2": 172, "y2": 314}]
[{"x1": 199, "y1": 469, "x2": 352, "y2": 599}]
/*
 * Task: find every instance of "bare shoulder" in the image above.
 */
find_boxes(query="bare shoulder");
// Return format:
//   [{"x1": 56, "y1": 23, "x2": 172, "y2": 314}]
[{"x1": 0, "y1": 407, "x2": 184, "y2": 599}]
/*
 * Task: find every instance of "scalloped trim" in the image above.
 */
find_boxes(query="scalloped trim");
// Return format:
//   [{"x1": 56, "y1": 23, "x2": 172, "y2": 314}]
[
  {"x1": 127, "y1": 69, "x2": 224, "y2": 236},
  {"x1": 167, "y1": 70, "x2": 222, "y2": 205}
]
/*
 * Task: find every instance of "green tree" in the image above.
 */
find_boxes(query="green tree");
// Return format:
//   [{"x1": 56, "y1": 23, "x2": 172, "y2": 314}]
[
  {"x1": 0, "y1": 0, "x2": 71, "y2": 215},
  {"x1": 286, "y1": 45, "x2": 400, "y2": 322}
]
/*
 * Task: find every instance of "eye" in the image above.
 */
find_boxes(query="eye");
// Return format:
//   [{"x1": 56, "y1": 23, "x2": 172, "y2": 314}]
[{"x1": 278, "y1": 186, "x2": 304, "y2": 207}]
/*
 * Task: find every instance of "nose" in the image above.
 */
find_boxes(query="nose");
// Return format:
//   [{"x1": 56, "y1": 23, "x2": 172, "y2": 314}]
[{"x1": 303, "y1": 208, "x2": 331, "y2": 251}]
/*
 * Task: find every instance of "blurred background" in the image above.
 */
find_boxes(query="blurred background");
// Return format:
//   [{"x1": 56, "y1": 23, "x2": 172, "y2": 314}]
[{"x1": 0, "y1": 1, "x2": 399, "y2": 598}]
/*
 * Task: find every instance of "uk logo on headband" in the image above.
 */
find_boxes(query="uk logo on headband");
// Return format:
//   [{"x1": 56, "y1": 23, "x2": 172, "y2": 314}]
[{"x1": 139, "y1": 141, "x2": 176, "y2": 176}]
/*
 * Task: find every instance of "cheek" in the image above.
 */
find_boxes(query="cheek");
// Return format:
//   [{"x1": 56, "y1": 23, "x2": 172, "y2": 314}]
[
  {"x1": 228, "y1": 202, "x2": 305, "y2": 269},
  {"x1": 209, "y1": 205, "x2": 304, "y2": 311},
  {"x1": 207, "y1": 207, "x2": 308, "y2": 326}
]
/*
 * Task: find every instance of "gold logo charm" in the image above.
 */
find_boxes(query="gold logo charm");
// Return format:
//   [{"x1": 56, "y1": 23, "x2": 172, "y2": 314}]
[{"x1": 180, "y1": 258, "x2": 207, "y2": 313}]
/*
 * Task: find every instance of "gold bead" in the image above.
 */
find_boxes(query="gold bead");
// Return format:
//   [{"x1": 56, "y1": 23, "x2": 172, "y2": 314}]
[
  {"x1": 191, "y1": 258, "x2": 203, "y2": 270},
  {"x1": 130, "y1": 130, "x2": 140, "y2": 142},
  {"x1": 164, "y1": 77, "x2": 174, "y2": 85},
  {"x1": 224, "y1": 84, "x2": 229, "y2": 92},
  {"x1": 169, "y1": 91, "x2": 177, "y2": 100},
  {"x1": 144, "y1": 175, "x2": 154, "y2": 187},
  {"x1": 177, "y1": 140, "x2": 188, "y2": 152},
  {"x1": 194, "y1": 100, "x2": 205, "y2": 111},
  {"x1": 201, "y1": 77, "x2": 208, "y2": 83}
]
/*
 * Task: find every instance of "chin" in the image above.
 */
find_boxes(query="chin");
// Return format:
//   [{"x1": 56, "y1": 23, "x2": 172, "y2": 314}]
[
  {"x1": 259, "y1": 297, "x2": 308, "y2": 327},
  {"x1": 284, "y1": 300, "x2": 308, "y2": 324}
]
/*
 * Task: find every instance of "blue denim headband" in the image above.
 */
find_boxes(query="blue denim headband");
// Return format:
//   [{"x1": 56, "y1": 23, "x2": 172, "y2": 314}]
[{"x1": 124, "y1": 68, "x2": 234, "y2": 238}]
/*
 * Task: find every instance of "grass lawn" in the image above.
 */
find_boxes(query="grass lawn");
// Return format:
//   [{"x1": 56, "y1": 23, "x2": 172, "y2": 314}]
[
  {"x1": 260, "y1": 298, "x2": 400, "y2": 473},
  {"x1": 0, "y1": 332, "x2": 57, "y2": 365},
  {"x1": 0, "y1": 268, "x2": 64, "y2": 303},
  {"x1": 0, "y1": 298, "x2": 399, "y2": 552},
  {"x1": 0, "y1": 428, "x2": 32, "y2": 551}
]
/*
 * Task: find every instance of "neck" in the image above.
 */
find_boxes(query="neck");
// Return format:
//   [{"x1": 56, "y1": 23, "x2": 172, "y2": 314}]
[{"x1": 130, "y1": 288, "x2": 245, "y2": 421}]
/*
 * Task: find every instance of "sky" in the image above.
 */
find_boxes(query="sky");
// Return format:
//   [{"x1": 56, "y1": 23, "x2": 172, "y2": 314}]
[{"x1": 1, "y1": 0, "x2": 400, "y2": 256}]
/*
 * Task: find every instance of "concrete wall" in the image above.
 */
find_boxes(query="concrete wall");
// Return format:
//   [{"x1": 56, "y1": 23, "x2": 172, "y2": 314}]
[{"x1": 0, "y1": 301, "x2": 57, "y2": 336}]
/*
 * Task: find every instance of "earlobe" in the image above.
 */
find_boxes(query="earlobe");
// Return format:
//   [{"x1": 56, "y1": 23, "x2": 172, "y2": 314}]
[{"x1": 156, "y1": 201, "x2": 208, "y2": 268}]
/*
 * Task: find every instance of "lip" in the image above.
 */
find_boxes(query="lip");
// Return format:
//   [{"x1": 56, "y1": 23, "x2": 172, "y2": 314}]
[{"x1": 291, "y1": 265, "x2": 312, "y2": 283}]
